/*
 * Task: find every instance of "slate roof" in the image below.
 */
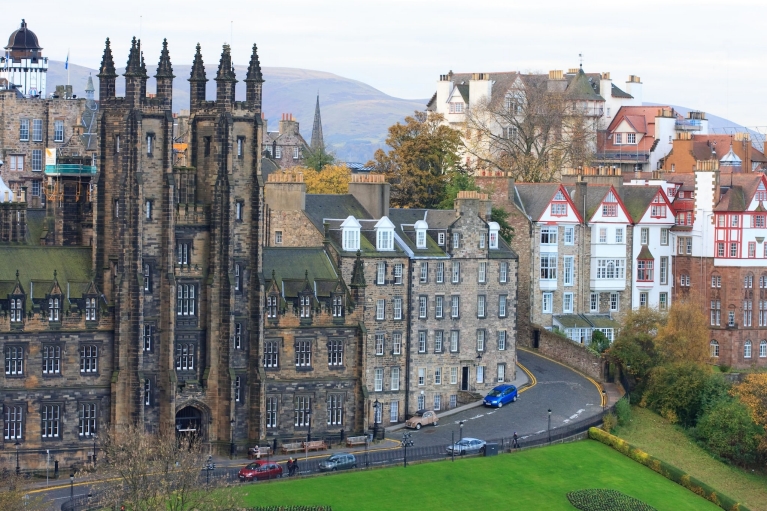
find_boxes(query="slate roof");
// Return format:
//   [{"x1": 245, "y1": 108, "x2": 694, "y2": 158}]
[
  {"x1": 263, "y1": 247, "x2": 338, "y2": 298},
  {"x1": 566, "y1": 68, "x2": 605, "y2": 102},
  {"x1": 610, "y1": 83, "x2": 633, "y2": 99},
  {"x1": 576, "y1": 184, "x2": 613, "y2": 221},
  {"x1": 304, "y1": 194, "x2": 372, "y2": 232},
  {"x1": 513, "y1": 183, "x2": 567, "y2": 221},
  {"x1": 715, "y1": 174, "x2": 764, "y2": 212},
  {"x1": 261, "y1": 157, "x2": 279, "y2": 181},
  {"x1": 619, "y1": 186, "x2": 663, "y2": 222}
]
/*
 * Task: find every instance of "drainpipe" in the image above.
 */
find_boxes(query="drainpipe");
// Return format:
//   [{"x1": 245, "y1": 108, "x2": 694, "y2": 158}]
[{"x1": 404, "y1": 258, "x2": 413, "y2": 419}]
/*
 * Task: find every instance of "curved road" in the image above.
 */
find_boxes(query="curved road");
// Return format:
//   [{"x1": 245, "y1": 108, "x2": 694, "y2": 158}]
[{"x1": 398, "y1": 349, "x2": 604, "y2": 447}]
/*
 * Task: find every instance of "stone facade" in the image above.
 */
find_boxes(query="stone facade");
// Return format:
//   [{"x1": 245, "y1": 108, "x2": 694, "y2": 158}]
[{"x1": 533, "y1": 326, "x2": 604, "y2": 381}]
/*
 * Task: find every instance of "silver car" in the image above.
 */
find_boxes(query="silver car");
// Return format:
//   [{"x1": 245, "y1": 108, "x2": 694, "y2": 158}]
[{"x1": 446, "y1": 437, "x2": 486, "y2": 455}]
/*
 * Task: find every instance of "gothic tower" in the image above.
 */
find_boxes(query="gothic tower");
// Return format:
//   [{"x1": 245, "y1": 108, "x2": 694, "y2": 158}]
[{"x1": 310, "y1": 94, "x2": 325, "y2": 151}]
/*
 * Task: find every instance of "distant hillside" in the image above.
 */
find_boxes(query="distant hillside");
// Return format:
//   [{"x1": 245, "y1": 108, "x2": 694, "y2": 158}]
[{"x1": 47, "y1": 61, "x2": 426, "y2": 162}]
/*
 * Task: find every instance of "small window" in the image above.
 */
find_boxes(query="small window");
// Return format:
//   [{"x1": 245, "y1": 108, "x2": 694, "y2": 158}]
[
  {"x1": 275, "y1": 146, "x2": 282, "y2": 159},
  {"x1": 377, "y1": 262, "x2": 386, "y2": 285},
  {"x1": 710, "y1": 340, "x2": 719, "y2": 357},
  {"x1": 451, "y1": 295, "x2": 460, "y2": 318},
  {"x1": 236, "y1": 201, "x2": 243, "y2": 221},
  {"x1": 144, "y1": 379, "x2": 152, "y2": 406},
  {"x1": 32, "y1": 150, "x2": 43, "y2": 171},
  {"x1": 237, "y1": 137, "x2": 244, "y2": 158},
  {"x1": 500, "y1": 262, "x2": 508, "y2": 283},
  {"x1": 436, "y1": 262, "x2": 445, "y2": 283},
  {"x1": 143, "y1": 325, "x2": 153, "y2": 351},
  {"x1": 394, "y1": 263, "x2": 403, "y2": 285},
  {"x1": 235, "y1": 376, "x2": 242, "y2": 402},
  {"x1": 234, "y1": 263, "x2": 241, "y2": 291},
  {"x1": 394, "y1": 296, "x2": 403, "y2": 320},
  {"x1": 54, "y1": 120, "x2": 65, "y2": 142},
  {"x1": 145, "y1": 200, "x2": 152, "y2": 220},
  {"x1": 542, "y1": 292, "x2": 552, "y2": 313},
  {"x1": 19, "y1": 119, "x2": 29, "y2": 141},
  {"x1": 275, "y1": 231, "x2": 283, "y2": 244},
  {"x1": 235, "y1": 323, "x2": 243, "y2": 349},
  {"x1": 33, "y1": 119, "x2": 43, "y2": 141},
  {"x1": 204, "y1": 137, "x2": 211, "y2": 156},
  {"x1": 146, "y1": 134, "x2": 153, "y2": 155},
  {"x1": 143, "y1": 263, "x2": 151, "y2": 292},
  {"x1": 420, "y1": 262, "x2": 428, "y2": 283},
  {"x1": 5, "y1": 405, "x2": 24, "y2": 439},
  {"x1": 293, "y1": 146, "x2": 299, "y2": 159},
  {"x1": 375, "y1": 334, "x2": 385, "y2": 356},
  {"x1": 80, "y1": 345, "x2": 99, "y2": 374},
  {"x1": 438, "y1": 232, "x2": 445, "y2": 245},
  {"x1": 453, "y1": 232, "x2": 460, "y2": 249},
  {"x1": 478, "y1": 262, "x2": 487, "y2": 283}
]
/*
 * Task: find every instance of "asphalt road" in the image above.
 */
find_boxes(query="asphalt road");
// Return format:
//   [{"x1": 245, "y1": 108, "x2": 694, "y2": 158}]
[{"x1": 397, "y1": 349, "x2": 604, "y2": 447}]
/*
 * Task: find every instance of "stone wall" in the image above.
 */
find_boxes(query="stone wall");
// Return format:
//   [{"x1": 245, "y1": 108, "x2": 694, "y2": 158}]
[{"x1": 532, "y1": 325, "x2": 604, "y2": 381}]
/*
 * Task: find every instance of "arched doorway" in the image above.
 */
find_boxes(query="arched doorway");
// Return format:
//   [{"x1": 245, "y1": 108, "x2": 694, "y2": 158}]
[{"x1": 175, "y1": 406, "x2": 202, "y2": 437}]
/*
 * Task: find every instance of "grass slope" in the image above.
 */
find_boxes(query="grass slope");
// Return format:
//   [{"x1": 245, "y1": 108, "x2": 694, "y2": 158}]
[
  {"x1": 233, "y1": 441, "x2": 720, "y2": 511},
  {"x1": 615, "y1": 407, "x2": 767, "y2": 511}
]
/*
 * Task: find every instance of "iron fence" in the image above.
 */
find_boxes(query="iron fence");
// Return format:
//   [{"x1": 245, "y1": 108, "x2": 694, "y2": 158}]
[{"x1": 62, "y1": 407, "x2": 612, "y2": 511}]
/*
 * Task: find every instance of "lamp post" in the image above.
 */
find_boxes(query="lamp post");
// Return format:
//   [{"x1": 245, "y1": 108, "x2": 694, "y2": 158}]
[
  {"x1": 459, "y1": 420, "x2": 464, "y2": 441},
  {"x1": 15, "y1": 440, "x2": 20, "y2": 475},
  {"x1": 547, "y1": 409, "x2": 552, "y2": 443},
  {"x1": 372, "y1": 399, "x2": 381, "y2": 442},
  {"x1": 229, "y1": 418, "x2": 236, "y2": 459},
  {"x1": 401, "y1": 432, "x2": 413, "y2": 468},
  {"x1": 46, "y1": 450, "x2": 50, "y2": 486},
  {"x1": 70, "y1": 473, "x2": 74, "y2": 503},
  {"x1": 601, "y1": 390, "x2": 607, "y2": 413}
]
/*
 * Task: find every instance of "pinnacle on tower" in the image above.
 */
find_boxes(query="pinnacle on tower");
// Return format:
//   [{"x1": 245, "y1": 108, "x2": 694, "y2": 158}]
[
  {"x1": 189, "y1": 43, "x2": 207, "y2": 82},
  {"x1": 124, "y1": 37, "x2": 142, "y2": 76},
  {"x1": 98, "y1": 38, "x2": 117, "y2": 78},
  {"x1": 139, "y1": 43, "x2": 148, "y2": 78},
  {"x1": 156, "y1": 38, "x2": 175, "y2": 78},
  {"x1": 215, "y1": 44, "x2": 237, "y2": 82},
  {"x1": 310, "y1": 94, "x2": 325, "y2": 151},
  {"x1": 245, "y1": 43, "x2": 263, "y2": 83}
]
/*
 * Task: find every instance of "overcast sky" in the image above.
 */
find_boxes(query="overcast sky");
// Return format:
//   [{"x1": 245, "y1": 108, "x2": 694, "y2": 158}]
[{"x1": 6, "y1": 0, "x2": 766, "y2": 128}]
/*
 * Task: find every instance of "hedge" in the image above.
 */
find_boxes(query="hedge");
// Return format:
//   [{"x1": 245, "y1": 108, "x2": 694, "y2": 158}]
[{"x1": 588, "y1": 427, "x2": 748, "y2": 511}]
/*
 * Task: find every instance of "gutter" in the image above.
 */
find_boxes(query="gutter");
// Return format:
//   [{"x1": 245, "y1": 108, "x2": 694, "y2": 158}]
[{"x1": 405, "y1": 257, "x2": 413, "y2": 420}]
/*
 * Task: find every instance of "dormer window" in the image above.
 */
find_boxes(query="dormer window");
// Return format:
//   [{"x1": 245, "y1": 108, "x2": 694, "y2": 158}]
[
  {"x1": 48, "y1": 297, "x2": 61, "y2": 322},
  {"x1": 85, "y1": 297, "x2": 97, "y2": 321},
  {"x1": 375, "y1": 217, "x2": 395, "y2": 251},
  {"x1": 341, "y1": 216, "x2": 361, "y2": 251},
  {"x1": 332, "y1": 295, "x2": 344, "y2": 318},
  {"x1": 10, "y1": 298, "x2": 23, "y2": 323},
  {"x1": 300, "y1": 294, "x2": 312, "y2": 318},
  {"x1": 414, "y1": 220, "x2": 428, "y2": 249},
  {"x1": 488, "y1": 222, "x2": 500, "y2": 249},
  {"x1": 267, "y1": 294, "x2": 278, "y2": 319}
]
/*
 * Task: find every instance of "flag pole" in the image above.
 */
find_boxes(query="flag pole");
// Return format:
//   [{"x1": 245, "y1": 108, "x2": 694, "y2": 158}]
[{"x1": 66, "y1": 48, "x2": 70, "y2": 86}]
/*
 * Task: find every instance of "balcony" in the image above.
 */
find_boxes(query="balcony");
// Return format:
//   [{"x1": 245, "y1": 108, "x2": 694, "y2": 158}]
[
  {"x1": 675, "y1": 119, "x2": 703, "y2": 131},
  {"x1": 594, "y1": 152, "x2": 650, "y2": 163}
]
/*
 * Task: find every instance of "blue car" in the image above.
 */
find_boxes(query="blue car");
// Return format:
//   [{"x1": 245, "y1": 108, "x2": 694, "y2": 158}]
[{"x1": 483, "y1": 384, "x2": 518, "y2": 407}]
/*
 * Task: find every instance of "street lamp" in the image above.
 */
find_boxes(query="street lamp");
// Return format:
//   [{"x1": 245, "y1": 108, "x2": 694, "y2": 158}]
[
  {"x1": 401, "y1": 432, "x2": 413, "y2": 468},
  {"x1": 229, "y1": 418, "x2": 236, "y2": 459},
  {"x1": 70, "y1": 473, "x2": 74, "y2": 503},
  {"x1": 15, "y1": 440, "x2": 20, "y2": 475},
  {"x1": 372, "y1": 399, "x2": 381, "y2": 441},
  {"x1": 547, "y1": 409, "x2": 552, "y2": 443},
  {"x1": 601, "y1": 390, "x2": 607, "y2": 413},
  {"x1": 459, "y1": 420, "x2": 464, "y2": 441}
]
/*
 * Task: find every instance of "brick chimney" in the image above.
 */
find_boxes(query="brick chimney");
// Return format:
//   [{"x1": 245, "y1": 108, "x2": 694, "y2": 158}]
[
  {"x1": 348, "y1": 174, "x2": 390, "y2": 218},
  {"x1": 454, "y1": 190, "x2": 490, "y2": 220}
]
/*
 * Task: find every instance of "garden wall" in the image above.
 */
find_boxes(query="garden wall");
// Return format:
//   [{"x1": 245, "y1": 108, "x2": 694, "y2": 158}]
[{"x1": 533, "y1": 326, "x2": 604, "y2": 381}]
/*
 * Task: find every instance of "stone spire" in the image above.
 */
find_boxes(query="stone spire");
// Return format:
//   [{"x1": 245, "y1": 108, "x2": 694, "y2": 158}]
[
  {"x1": 155, "y1": 39, "x2": 174, "y2": 101},
  {"x1": 188, "y1": 43, "x2": 207, "y2": 109},
  {"x1": 350, "y1": 250, "x2": 366, "y2": 288},
  {"x1": 85, "y1": 73, "x2": 95, "y2": 101},
  {"x1": 244, "y1": 43, "x2": 264, "y2": 108},
  {"x1": 215, "y1": 44, "x2": 237, "y2": 105},
  {"x1": 124, "y1": 37, "x2": 145, "y2": 104},
  {"x1": 124, "y1": 37, "x2": 142, "y2": 76},
  {"x1": 97, "y1": 38, "x2": 117, "y2": 99},
  {"x1": 310, "y1": 94, "x2": 325, "y2": 151}
]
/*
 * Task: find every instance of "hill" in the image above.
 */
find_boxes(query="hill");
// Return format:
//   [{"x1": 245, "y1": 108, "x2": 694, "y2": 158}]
[{"x1": 47, "y1": 60, "x2": 426, "y2": 162}]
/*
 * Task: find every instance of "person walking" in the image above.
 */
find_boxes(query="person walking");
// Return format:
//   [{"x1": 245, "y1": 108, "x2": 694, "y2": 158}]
[
  {"x1": 292, "y1": 458, "x2": 300, "y2": 476},
  {"x1": 512, "y1": 432, "x2": 520, "y2": 449}
]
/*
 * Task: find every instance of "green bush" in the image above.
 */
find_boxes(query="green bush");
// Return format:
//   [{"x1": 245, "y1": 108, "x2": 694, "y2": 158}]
[
  {"x1": 602, "y1": 413, "x2": 617, "y2": 433},
  {"x1": 567, "y1": 489, "x2": 657, "y2": 511},
  {"x1": 588, "y1": 428, "x2": 749, "y2": 511},
  {"x1": 615, "y1": 398, "x2": 631, "y2": 426},
  {"x1": 643, "y1": 363, "x2": 716, "y2": 427},
  {"x1": 693, "y1": 399, "x2": 764, "y2": 468}
]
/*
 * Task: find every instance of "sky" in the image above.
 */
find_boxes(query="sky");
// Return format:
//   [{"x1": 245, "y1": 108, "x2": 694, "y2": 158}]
[{"x1": 5, "y1": 0, "x2": 767, "y2": 129}]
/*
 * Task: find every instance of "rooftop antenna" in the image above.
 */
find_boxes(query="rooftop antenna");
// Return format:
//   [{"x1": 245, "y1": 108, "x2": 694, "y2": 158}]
[
  {"x1": 230, "y1": 21, "x2": 233, "y2": 46},
  {"x1": 139, "y1": 15, "x2": 142, "y2": 41}
]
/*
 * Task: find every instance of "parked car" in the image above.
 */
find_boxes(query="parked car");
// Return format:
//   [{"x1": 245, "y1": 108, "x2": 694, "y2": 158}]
[
  {"x1": 483, "y1": 384, "x2": 518, "y2": 408},
  {"x1": 446, "y1": 438, "x2": 486, "y2": 455},
  {"x1": 405, "y1": 409, "x2": 439, "y2": 429},
  {"x1": 238, "y1": 460, "x2": 283, "y2": 481},
  {"x1": 318, "y1": 453, "x2": 357, "y2": 472}
]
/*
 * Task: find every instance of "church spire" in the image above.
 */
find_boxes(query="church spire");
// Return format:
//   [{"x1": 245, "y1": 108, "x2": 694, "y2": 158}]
[
  {"x1": 215, "y1": 44, "x2": 237, "y2": 105},
  {"x1": 97, "y1": 38, "x2": 117, "y2": 99},
  {"x1": 124, "y1": 37, "x2": 142, "y2": 76},
  {"x1": 310, "y1": 94, "x2": 325, "y2": 151},
  {"x1": 155, "y1": 39, "x2": 174, "y2": 101},
  {"x1": 245, "y1": 43, "x2": 264, "y2": 110},
  {"x1": 189, "y1": 43, "x2": 207, "y2": 110}
]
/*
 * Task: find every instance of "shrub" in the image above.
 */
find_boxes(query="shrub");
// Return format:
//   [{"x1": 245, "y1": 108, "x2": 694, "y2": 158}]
[
  {"x1": 588, "y1": 428, "x2": 749, "y2": 511},
  {"x1": 643, "y1": 363, "x2": 712, "y2": 427},
  {"x1": 693, "y1": 399, "x2": 764, "y2": 468},
  {"x1": 567, "y1": 489, "x2": 657, "y2": 511},
  {"x1": 615, "y1": 398, "x2": 631, "y2": 427},
  {"x1": 602, "y1": 413, "x2": 617, "y2": 433}
]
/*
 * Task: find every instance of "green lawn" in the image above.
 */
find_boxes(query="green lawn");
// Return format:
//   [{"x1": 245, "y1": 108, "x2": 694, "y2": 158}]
[
  {"x1": 615, "y1": 406, "x2": 767, "y2": 511},
  {"x1": 233, "y1": 440, "x2": 721, "y2": 511}
]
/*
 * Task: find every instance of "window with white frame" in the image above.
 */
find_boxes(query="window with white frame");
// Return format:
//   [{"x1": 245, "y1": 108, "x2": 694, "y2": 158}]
[
  {"x1": 416, "y1": 229, "x2": 426, "y2": 248},
  {"x1": 265, "y1": 340, "x2": 279, "y2": 368},
  {"x1": 393, "y1": 333, "x2": 402, "y2": 355},
  {"x1": 438, "y1": 232, "x2": 445, "y2": 245},
  {"x1": 42, "y1": 404, "x2": 60, "y2": 438},
  {"x1": 418, "y1": 331, "x2": 427, "y2": 353},
  {"x1": 450, "y1": 367, "x2": 458, "y2": 385},
  {"x1": 479, "y1": 233, "x2": 486, "y2": 249},
  {"x1": 452, "y1": 262, "x2": 460, "y2": 283},
  {"x1": 641, "y1": 227, "x2": 649, "y2": 245},
  {"x1": 175, "y1": 343, "x2": 195, "y2": 371},
  {"x1": 499, "y1": 262, "x2": 508, "y2": 283},
  {"x1": 563, "y1": 292, "x2": 573, "y2": 313},
  {"x1": 540, "y1": 254, "x2": 557, "y2": 280},
  {"x1": 637, "y1": 260, "x2": 654, "y2": 281},
  {"x1": 394, "y1": 263, "x2": 403, "y2": 285},
  {"x1": 419, "y1": 296, "x2": 428, "y2": 318},
  {"x1": 477, "y1": 295, "x2": 486, "y2": 318},
  {"x1": 499, "y1": 295, "x2": 507, "y2": 317},
  {"x1": 391, "y1": 367, "x2": 400, "y2": 390},
  {"x1": 590, "y1": 293, "x2": 599, "y2": 312},
  {"x1": 660, "y1": 228, "x2": 669, "y2": 245},
  {"x1": 267, "y1": 295, "x2": 278, "y2": 319},
  {"x1": 434, "y1": 394, "x2": 441, "y2": 410},
  {"x1": 599, "y1": 228, "x2": 607, "y2": 243},
  {"x1": 551, "y1": 203, "x2": 567, "y2": 216},
  {"x1": 80, "y1": 345, "x2": 98, "y2": 373},
  {"x1": 32, "y1": 149, "x2": 42, "y2": 171},
  {"x1": 478, "y1": 262, "x2": 487, "y2": 283},
  {"x1": 420, "y1": 262, "x2": 428, "y2": 283},
  {"x1": 42, "y1": 345, "x2": 60, "y2": 375},
  {"x1": 376, "y1": 333, "x2": 385, "y2": 355},
  {"x1": 451, "y1": 295, "x2": 460, "y2": 318},
  {"x1": 418, "y1": 368, "x2": 425, "y2": 386},
  {"x1": 294, "y1": 396, "x2": 310, "y2": 427},
  {"x1": 377, "y1": 262, "x2": 386, "y2": 285},
  {"x1": 435, "y1": 367, "x2": 442, "y2": 385},
  {"x1": 627, "y1": 133, "x2": 636, "y2": 144},
  {"x1": 10, "y1": 298, "x2": 23, "y2": 323},
  {"x1": 300, "y1": 294, "x2": 312, "y2": 319},
  {"x1": 79, "y1": 403, "x2": 97, "y2": 437},
  {"x1": 376, "y1": 225, "x2": 394, "y2": 251},
  {"x1": 497, "y1": 363, "x2": 506, "y2": 383},
  {"x1": 376, "y1": 299, "x2": 385, "y2": 320},
  {"x1": 610, "y1": 293, "x2": 619, "y2": 312},
  {"x1": 436, "y1": 262, "x2": 444, "y2": 283},
  {"x1": 394, "y1": 296, "x2": 402, "y2": 320},
  {"x1": 744, "y1": 301, "x2": 753, "y2": 327},
  {"x1": 453, "y1": 232, "x2": 460, "y2": 249},
  {"x1": 564, "y1": 226, "x2": 574, "y2": 245},
  {"x1": 710, "y1": 340, "x2": 719, "y2": 357},
  {"x1": 476, "y1": 366, "x2": 484, "y2": 384},
  {"x1": 295, "y1": 340, "x2": 312, "y2": 367},
  {"x1": 435, "y1": 296, "x2": 443, "y2": 319},
  {"x1": 563, "y1": 256, "x2": 574, "y2": 286},
  {"x1": 374, "y1": 367, "x2": 383, "y2": 391},
  {"x1": 477, "y1": 330, "x2": 485, "y2": 352},
  {"x1": 234, "y1": 376, "x2": 241, "y2": 402},
  {"x1": 450, "y1": 331, "x2": 459, "y2": 352},
  {"x1": 435, "y1": 330, "x2": 443, "y2": 352},
  {"x1": 54, "y1": 120, "x2": 64, "y2": 142},
  {"x1": 615, "y1": 228, "x2": 624, "y2": 243},
  {"x1": 542, "y1": 292, "x2": 552, "y2": 313},
  {"x1": 275, "y1": 231, "x2": 283, "y2": 244},
  {"x1": 342, "y1": 219, "x2": 360, "y2": 251},
  {"x1": 659, "y1": 292, "x2": 668, "y2": 310},
  {"x1": 760, "y1": 340, "x2": 766, "y2": 358},
  {"x1": 640, "y1": 292, "x2": 648, "y2": 308},
  {"x1": 48, "y1": 297, "x2": 60, "y2": 321},
  {"x1": 540, "y1": 226, "x2": 558, "y2": 244},
  {"x1": 390, "y1": 401, "x2": 399, "y2": 422},
  {"x1": 333, "y1": 295, "x2": 344, "y2": 318},
  {"x1": 660, "y1": 257, "x2": 668, "y2": 285},
  {"x1": 33, "y1": 119, "x2": 43, "y2": 141},
  {"x1": 293, "y1": 146, "x2": 300, "y2": 159},
  {"x1": 418, "y1": 394, "x2": 425, "y2": 410},
  {"x1": 498, "y1": 330, "x2": 507, "y2": 351},
  {"x1": 711, "y1": 300, "x2": 721, "y2": 326},
  {"x1": 327, "y1": 394, "x2": 343, "y2": 425},
  {"x1": 19, "y1": 119, "x2": 29, "y2": 141},
  {"x1": 745, "y1": 340, "x2": 752, "y2": 359},
  {"x1": 328, "y1": 339, "x2": 344, "y2": 366}
]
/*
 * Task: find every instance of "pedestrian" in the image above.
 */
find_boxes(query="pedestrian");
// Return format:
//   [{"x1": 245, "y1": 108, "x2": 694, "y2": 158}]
[
  {"x1": 292, "y1": 458, "x2": 300, "y2": 476},
  {"x1": 255, "y1": 446, "x2": 261, "y2": 460},
  {"x1": 287, "y1": 458, "x2": 294, "y2": 476},
  {"x1": 512, "y1": 432, "x2": 520, "y2": 449}
]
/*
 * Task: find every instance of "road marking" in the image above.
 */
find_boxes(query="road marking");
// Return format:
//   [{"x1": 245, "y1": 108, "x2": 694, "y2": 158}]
[
  {"x1": 517, "y1": 361, "x2": 537, "y2": 394},
  {"x1": 519, "y1": 348, "x2": 603, "y2": 406}
]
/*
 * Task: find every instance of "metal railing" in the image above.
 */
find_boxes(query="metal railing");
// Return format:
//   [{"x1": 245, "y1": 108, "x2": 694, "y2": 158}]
[
  {"x1": 62, "y1": 408, "x2": 612, "y2": 511},
  {"x1": 44, "y1": 164, "x2": 98, "y2": 175}
]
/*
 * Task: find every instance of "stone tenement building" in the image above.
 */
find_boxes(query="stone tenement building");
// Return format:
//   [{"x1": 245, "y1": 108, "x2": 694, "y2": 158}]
[
  {"x1": 2, "y1": 35, "x2": 519, "y2": 471},
  {"x1": 0, "y1": 20, "x2": 99, "y2": 209}
]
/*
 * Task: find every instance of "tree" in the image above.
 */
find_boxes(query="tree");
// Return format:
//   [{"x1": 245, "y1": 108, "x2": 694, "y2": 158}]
[
  {"x1": 693, "y1": 398, "x2": 764, "y2": 467},
  {"x1": 96, "y1": 424, "x2": 239, "y2": 511},
  {"x1": 654, "y1": 300, "x2": 710, "y2": 365},
  {"x1": 464, "y1": 75, "x2": 596, "y2": 182},
  {"x1": 298, "y1": 164, "x2": 351, "y2": 194},
  {"x1": 491, "y1": 206, "x2": 514, "y2": 243},
  {"x1": 643, "y1": 362, "x2": 718, "y2": 427},
  {"x1": 303, "y1": 145, "x2": 335, "y2": 171},
  {"x1": 0, "y1": 470, "x2": 45, "y2": 511},
  {"x1": 588, "y1": 330, "x2": 610, "y2": 355},
  {"x1": 437, "y1": 169, "x2": 480, "y2": 209},
  {"x1": 732, "y1": 373, "x2": 767, "y2": 459},
  {"x1": 370, "y1": 111, "x2": 463, "y2": 208},
  {"x1": 606, "y1": 308, "x2": 666, "y2": 382}
]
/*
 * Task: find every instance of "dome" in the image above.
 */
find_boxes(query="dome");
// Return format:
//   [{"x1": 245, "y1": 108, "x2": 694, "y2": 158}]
[
  {"x1": 6, "y1": 19, "x2": 42, "y2": 52},
  {"x1": 720, "y1": 144, "x2": 741, "y2": 167}
]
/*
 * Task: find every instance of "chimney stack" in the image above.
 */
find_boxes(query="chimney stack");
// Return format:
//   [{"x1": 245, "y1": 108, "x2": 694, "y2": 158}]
[{"x1": 349, "y1": 174, "x2": 390, "y2": 218}]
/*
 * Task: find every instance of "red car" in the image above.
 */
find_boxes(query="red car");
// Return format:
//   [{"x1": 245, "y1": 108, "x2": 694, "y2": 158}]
[{"x1": 238, "y1": 460, "x2": 283, "y2": 481}]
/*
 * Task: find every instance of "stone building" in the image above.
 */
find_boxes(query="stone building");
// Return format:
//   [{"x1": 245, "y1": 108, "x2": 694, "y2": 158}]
[{"x1": 262, "y1": 114, "x2": 310, "y2": 169}]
